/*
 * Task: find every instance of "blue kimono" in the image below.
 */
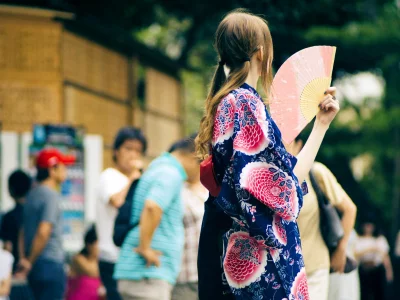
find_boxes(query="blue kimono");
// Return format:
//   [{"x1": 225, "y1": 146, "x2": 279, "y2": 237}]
[{"x1": 198, "y1": 83, "x2": 309, "y2": 300}]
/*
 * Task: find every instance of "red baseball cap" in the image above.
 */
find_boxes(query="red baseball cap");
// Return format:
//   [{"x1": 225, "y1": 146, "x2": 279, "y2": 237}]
[{"x1": 36, "y1": 148, "x2": 76, "y2": 169}]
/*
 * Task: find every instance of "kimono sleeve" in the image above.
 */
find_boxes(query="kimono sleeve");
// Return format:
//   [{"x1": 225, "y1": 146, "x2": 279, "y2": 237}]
[{"x1": 232, "y1": 94, "x2": 301, "y2": 247}]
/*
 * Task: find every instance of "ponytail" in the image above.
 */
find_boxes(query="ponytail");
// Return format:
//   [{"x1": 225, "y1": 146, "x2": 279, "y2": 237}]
[{"x1": 210, "y1": 62, "x2": 227, "y2": 97}]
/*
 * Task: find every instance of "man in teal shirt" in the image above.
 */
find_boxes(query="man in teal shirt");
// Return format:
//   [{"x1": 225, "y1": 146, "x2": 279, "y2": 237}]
[{"x1": 114, "y1": 136, "x2": 199, "y2": 300}]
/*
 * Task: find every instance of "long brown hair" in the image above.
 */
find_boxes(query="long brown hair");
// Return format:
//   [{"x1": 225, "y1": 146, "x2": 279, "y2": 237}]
[{"x1": 195, "y1": 9, "x2": 274, "y2": 159}]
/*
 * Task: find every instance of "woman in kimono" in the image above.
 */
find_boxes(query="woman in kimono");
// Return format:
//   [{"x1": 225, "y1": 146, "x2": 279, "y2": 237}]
[{"x1": 196, "y1": 10, "x2": 340, "y2": 300}]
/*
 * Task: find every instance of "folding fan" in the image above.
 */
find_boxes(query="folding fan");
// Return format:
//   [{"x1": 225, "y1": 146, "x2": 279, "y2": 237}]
[{"x1": 269, "y1": 46, "x2": 336, "y2": 144}]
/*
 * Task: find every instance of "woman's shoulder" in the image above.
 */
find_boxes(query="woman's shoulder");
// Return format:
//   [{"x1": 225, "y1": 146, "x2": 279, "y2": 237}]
[
  {"x1": 233, "y1": 85, "x2": 260, "y2": 101},
  {"x1": 218, "y1": 87, "x2": 263, "y2": 116}
]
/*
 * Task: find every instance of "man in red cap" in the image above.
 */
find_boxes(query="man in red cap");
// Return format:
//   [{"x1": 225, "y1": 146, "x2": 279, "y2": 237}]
[{"x1": 18, "y1": 148, "x2": 75, "y2": 300}]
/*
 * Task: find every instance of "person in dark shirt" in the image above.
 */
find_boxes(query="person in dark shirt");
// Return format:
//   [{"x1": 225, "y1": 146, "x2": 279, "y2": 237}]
[{"x1": 0, "y1": 170, "x2": 32, "y2": 273}]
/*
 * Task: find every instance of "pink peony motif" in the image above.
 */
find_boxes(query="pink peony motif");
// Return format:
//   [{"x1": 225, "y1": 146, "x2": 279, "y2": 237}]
[
  {"x1": 239, "y1": 162, "x2": 299, "y2": 221},
  {"x1": 223, "y1": 231, "x2": 268, "y2": 289},
  {"x1": 233, "y1": 96, "x2": 271, "y2": 155},
  {"x1": 233, "y1": 123, "x2": 269, "y2": 155},
  {"x1": 213, "y1": 94, "x2": 235, "y2": 144},
  {"x1": 290, "y1": 268, "x2": 310, "y2": 300},
  {"x1": 272, "y1": 215, "x2": 287, "y2": 246}
]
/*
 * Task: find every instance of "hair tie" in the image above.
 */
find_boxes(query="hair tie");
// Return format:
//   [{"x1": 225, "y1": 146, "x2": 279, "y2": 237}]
[
  {"x1": 243, "y1": 56, "x2": 251, "y2": 62},
  {"x1": 218, "y1": 60, "x2": 226, "y2": 66}
]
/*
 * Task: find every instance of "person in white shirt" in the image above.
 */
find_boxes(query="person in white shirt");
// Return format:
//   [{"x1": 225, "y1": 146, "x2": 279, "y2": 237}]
[
  {"x1": 96, "y1": 127, "x2": 147, "y2": 300},
  {"x1": 354, "y1": 221, "x2": 393, "y2": 300},
  {"x1": 0, "y1": 240, "x2": 14, "y2": 300}
]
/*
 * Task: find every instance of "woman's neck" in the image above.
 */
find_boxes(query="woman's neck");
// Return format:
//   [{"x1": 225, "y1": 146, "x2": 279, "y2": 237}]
[{"x1": 245, "y1": 57, "x2": 260, "y2": 89}]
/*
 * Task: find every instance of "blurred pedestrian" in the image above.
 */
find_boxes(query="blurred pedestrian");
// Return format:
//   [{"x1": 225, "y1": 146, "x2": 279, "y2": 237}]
[
  {"x1": 0, "y1": 240, "x2": 13, "y2": 300},
  {"x1": 292, "y1": 139, "x2": 357, "y2": 300},
  {"x1": 66, "y1": 225, "x2": 105, "y2": 300},
  {"x1": 354, "y1": 222, "x2": 393, "y2": 300},
  {"x1": 114, "y1": 136, "x2": 199, "y2": 300},
  {"x1": 96, "y1": 127, "x2": 146, "y2": 300},
  {"x1": 328, "y1": 230, "x2": 360, "y2": 300},
  {"x1": 19, "y1": 148, "x2": 75, "y2": 300},
  {"x1": 0, "y1": 170, "x2": 32, "y2": 273},
  {"x1": 171, "y1": 137, "x2": 208, "y2": 300},
  {"x1": 394, "y1": 230, "x2": 400, "y2": 295}
]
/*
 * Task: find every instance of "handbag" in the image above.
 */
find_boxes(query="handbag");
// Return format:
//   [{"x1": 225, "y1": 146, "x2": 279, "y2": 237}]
[
  {"x1": 309, "y1": 169, "x2": 344, "y2": 249},
  {"x1": 309, "y1": 169, "x2": 357, "y2": 273},
  {"x1": 200, "y1": 154, "x2": 221, "y2": 197}
]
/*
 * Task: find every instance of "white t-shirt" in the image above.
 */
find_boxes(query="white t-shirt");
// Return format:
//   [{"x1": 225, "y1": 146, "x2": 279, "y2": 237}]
[
  {"x1": 0, "y1": 248, "x2": 13, "y2": 300},
  {"x1": 355, "y1": 235, "x2": 389, "y2": 266},
  {"x1": 96, "y1": 168, "x2": 129, "y2": 263}
]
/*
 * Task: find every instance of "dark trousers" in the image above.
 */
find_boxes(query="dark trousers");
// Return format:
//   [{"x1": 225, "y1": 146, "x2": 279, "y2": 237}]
[
  {"x1": 197, "y1": 198, "x2": 234, "y2": 300},
  {"x1": 27, "y1": 259, "x2": 66, "y2": 300},
  {"x1": 99, "y1": 260, "x2": 122, "y2": 300},
  {"x1": 10, "y1": 283, "x2": 34, "y2": 300},
  {"x1": 359, "y1": 264, "x2": 386, "y2": 300}
]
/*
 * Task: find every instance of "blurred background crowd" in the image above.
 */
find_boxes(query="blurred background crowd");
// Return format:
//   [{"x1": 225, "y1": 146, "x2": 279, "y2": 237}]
[{"x1": 0, "y1": 0, "x2": 399, "y2": 300}]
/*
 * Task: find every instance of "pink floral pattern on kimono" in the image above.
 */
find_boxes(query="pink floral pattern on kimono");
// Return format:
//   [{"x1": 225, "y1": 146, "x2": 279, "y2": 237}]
[{"x1": 211, "y1": 83, "x2": 309, "y2": 300}]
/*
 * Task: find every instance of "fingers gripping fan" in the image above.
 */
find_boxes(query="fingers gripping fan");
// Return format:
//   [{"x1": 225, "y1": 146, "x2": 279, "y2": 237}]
[{"x1": 269, "y1": 46, "x2": 336, "y2": 144}]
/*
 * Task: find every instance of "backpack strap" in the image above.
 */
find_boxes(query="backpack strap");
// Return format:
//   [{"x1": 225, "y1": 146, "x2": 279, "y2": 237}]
[
  {"x1": 309, "y1": 168, "x2": 328, "y2": 207},
  {"x1": 127, "y1": 180, "x2": 139, "y2": 228}
]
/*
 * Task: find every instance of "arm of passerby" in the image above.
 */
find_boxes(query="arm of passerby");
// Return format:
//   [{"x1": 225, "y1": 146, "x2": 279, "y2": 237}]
[
  {"x1": 18, "y1": 229, "x2": 24, "y2": 259},
  {"x1": 313, "y1": 163, "x2": 357, "y2": 272},
  {"x1": 27, "y1": 222, "x2": 52, "y2": 265},
  {"x1": 0, "y1": 276, "x2": 11, "y2": 297},
  {"x1": 293, "y1": 88, "x2": 339, "y2": 182},
  {"x1": 135, "y1": 199, "x2": 163, "y2": 267},
  {"x1": 331, "y1": 194, "x2": 357, "y2": 273},
  {"x1": 98, "y1": 285, "x2": 107, "y2": 300},
  {"x1": 27, "y1": 195, "x2": 59, "y2": 266},
  {"x1": 103, "y1": 163, "x2": 142, "y2": 209},
  {"x1": 17, "y1": 228, "x2": 31, "y2": 277},
  {"x1": 383, "y1": 254, "x2": 394, "y2": 283},
  {"x1": 336, "y1": 194, "x2": 357, "y2": 249},
  {"x1": 135, "y1": 167, "x2": 182, "y2": 267},
  {"x1": 109, "y1": 176, "x2": 137, "y2": 209}
]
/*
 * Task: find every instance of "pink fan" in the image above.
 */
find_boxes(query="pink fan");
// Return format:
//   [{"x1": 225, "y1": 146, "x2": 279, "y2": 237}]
[{"x1": 269, "y1": 46, "x2": 336, "y2": 144}]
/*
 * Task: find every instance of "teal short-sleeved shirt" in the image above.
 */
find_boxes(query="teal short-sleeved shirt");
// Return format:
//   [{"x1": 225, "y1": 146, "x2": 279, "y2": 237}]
[{"x1": 114, "y1": 153, "x2": 187, "y2": 285}]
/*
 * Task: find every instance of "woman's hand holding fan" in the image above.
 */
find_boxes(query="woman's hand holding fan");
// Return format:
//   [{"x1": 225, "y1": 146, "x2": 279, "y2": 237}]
[{"x1": 316, "y1": 86, "x2": 340, "y2": 127}]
